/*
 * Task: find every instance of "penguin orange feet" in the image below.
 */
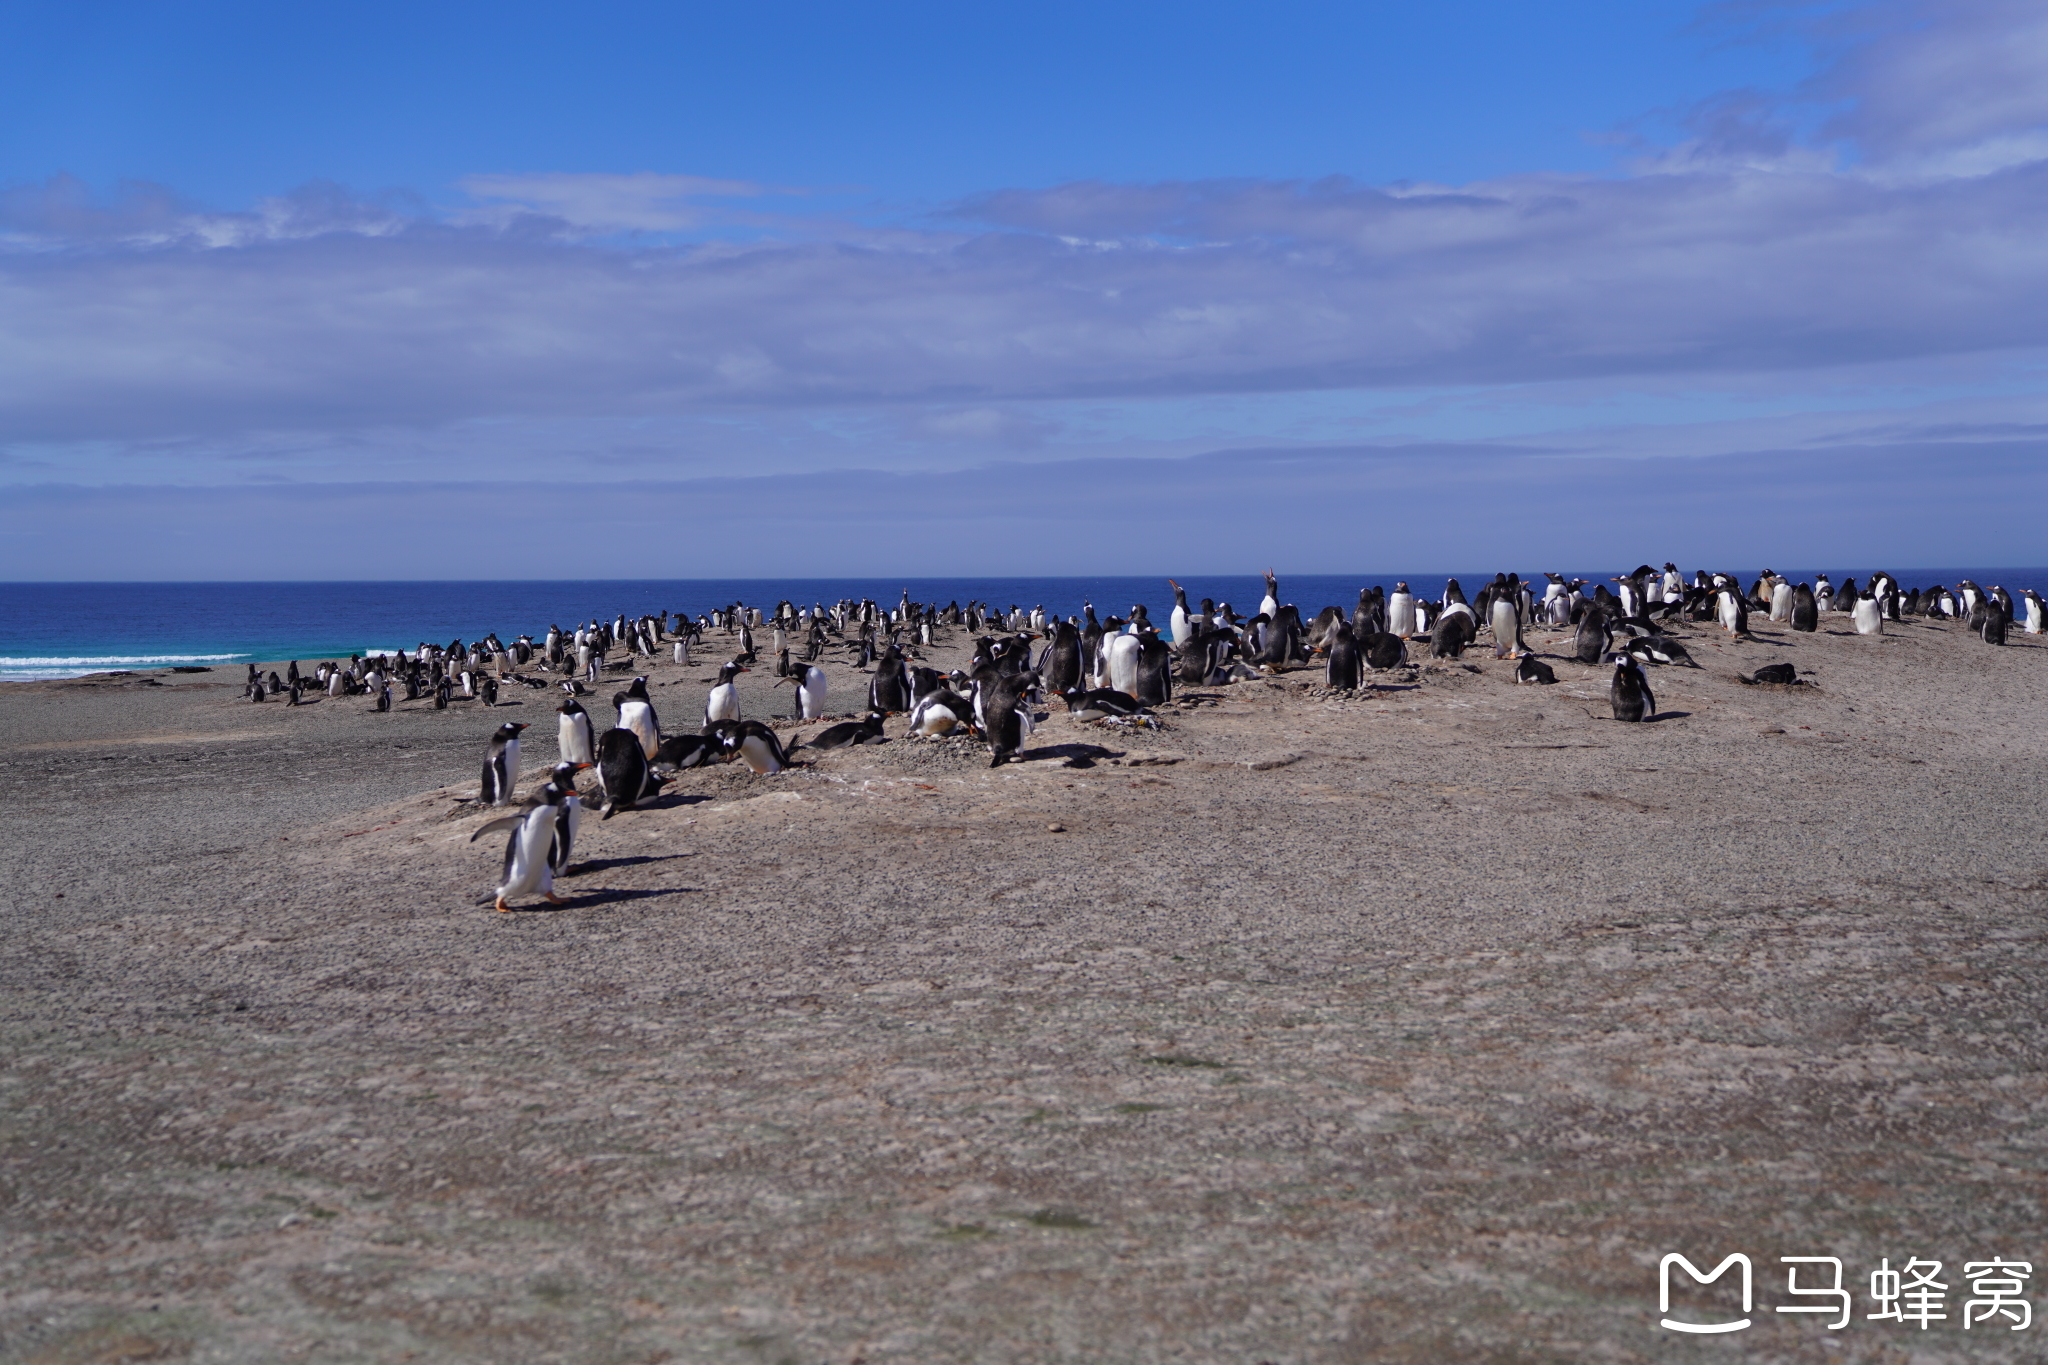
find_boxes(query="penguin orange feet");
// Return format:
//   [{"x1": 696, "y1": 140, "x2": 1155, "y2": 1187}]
[
  {"x1": 495, "y1": 898, "x2": 513, "y2": 912},
  {"x1": 545, "y1": 891, "x2": 566, "y2": 905}
]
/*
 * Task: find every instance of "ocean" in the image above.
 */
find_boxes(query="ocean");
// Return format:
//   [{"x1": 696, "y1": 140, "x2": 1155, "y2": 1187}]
[{"x1": 3, "y1": 571, "x2": 2043, "y2": 681}]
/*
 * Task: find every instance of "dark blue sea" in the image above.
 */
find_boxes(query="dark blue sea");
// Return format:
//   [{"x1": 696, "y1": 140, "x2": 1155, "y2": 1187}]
[{"x1": 3, "y1": 570, "x2": 2043, "y2": 680}]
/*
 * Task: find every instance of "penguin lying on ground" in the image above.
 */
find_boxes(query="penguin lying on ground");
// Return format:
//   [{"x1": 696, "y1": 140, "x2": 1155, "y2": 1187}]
[
  {"x1": 1514, "y1": 656, "x2": 1557, "y2": 684},
  {"x1": 1060, "y1": 687, "x2": 1150, "y2": 722},
  {"x1": 801, "y1": 712, "x2": 888, "y2": 750},
  {"x1": 596, "y1": 726, "x2": 666, "y2": 818},
  {"x1": 1738, "y1": 663, "x2": 1802, "y2": 685},
  {"x1": 1625, "y1": 636, "x2": 1699, "y2": 668}
]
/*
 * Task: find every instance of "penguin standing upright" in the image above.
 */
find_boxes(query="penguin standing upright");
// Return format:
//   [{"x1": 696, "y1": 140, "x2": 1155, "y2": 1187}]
[
  {"x1": 1167, "y1": 580, "x2": 1193, "y2": 646},
  {"x1": 1133, "y1": 629, "x2": 1174, "y2": 706},
  {"x1": 869, "y1": 644, "x2": 911, "y2": 713},
  {"x1": 1039, "y1": 620, "x2": 1082, "y2": 694},
  {"x1": 1610, "y1": 656, "x2": 1656, "y2": 723},
  {"x1": 705, "y1": 662, "x2": 746, "y2": 725},
  {"x1": 614, "y1": 676, "x2": 662, "y2": 760},
  {"x1": 777, "y1": 660, "x2": 828, "y2": 719},
  {"x1": 2022, "y1": 589, "x2": 2046, "y2": 635},
  {"x1": 1851, "y1": 591, "x2": 1883, "y2": 636},
  {"x1": 1324, "y1": 623, "x2": 1363, "y2": 690},
  {"x1": 1769, "y1": 578, "x2": 1793, "y2": 622},
  {"x1": 544, "y1": 760, "x2": 587, "y2": 874},
  {"x1": 1574, "y1": 611, "x2": 1611, "y2": 665},
  {"x1": 596, "y1": 727, "x2": 665, "y2": 818},
  {"x1": 1105, "y1": 631, "x2": 1142, "y2": 694},
  {"x1": 557, "y1": 688, "x2": 595, "y2": 765},
  {"x1": 1388, "y1": 583, "x2": 1417, "y2": 638},
  {"x1": 982, "y1": 672, "x2": 1040, "y2": 767},
  {"x1": 470, "y1": 779, "x2": 570, "y2": 912},
  {"x1": 1488, "y1": 590, "x2": 1525, "y2": 659},
  {"x1": 1258, "y1": 570, "x2": 1280, "y2": 622},
  {"x1": 1791, "y1": 584, "x2": 1819, "y2": 633},
  {"x1": 480, "y1": 722, "x2": 529, "y2": 806}
]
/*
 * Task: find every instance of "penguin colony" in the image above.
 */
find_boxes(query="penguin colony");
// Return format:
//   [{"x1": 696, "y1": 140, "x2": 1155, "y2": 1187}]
[{"x1": 238, "y1": 573, "x2": 2036, "y2": 909}]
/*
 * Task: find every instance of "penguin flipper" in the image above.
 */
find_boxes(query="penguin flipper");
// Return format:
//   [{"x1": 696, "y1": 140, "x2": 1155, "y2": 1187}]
[{"x1": 469, "y1": 816, "x2": 523, "y2": 843}]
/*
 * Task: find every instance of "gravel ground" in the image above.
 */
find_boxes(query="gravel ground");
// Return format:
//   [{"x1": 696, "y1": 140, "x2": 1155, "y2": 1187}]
[{"x1": 1, "y1": 614, "x2": 2044, "y2": 1363}]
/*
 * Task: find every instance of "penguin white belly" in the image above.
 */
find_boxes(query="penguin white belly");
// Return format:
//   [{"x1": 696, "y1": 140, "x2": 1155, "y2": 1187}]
[
  {"x1": 1106, "y1": 636, "x2": 1141, "y2": 694},
  {"x1": 799, "y1": 671, "x2": 827, "y2": 719},
  {"x1": 559, "y1": 714, "x2": 594, "y2": 765},
  {"x1": 1853, "y1": 599, "x2": 1882, "y2": 634},
  {"x1": 911, "y1": 700, "x2": 959, "y2": 736},
  {"x1": 1770, "y1": 583, "x2": 1793, "y2": 621},
  {"x1": 500, "y1": 807, "x2": 557, "y2": 902},
  {"x1": 1489, "y1": 600, "x2": 1519, "y2": 655},
  {"x1": 2026, "y1": 600, "x2": 2044, "y2": 633},
  {"x1": 673, "y1": 639, "x2": 690, "y2": 665},
  {"x1": 1388, "y1": 596, "x2": 1415, "y2": 637},
  {"x1": 620, "y1": 700, "x2": 660, "y2": 759},
  {"x1": 706, "y1": 684, "x2": 740, "y2": 723},
  {"x1": 738, "y1": 734, "x2": 783, "y2": 775}
]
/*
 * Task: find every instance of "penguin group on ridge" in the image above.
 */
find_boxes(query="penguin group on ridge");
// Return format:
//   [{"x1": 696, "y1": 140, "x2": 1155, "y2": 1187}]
[{"x1": 335, "y1": 572, "x2": 2029, "y2": 908}]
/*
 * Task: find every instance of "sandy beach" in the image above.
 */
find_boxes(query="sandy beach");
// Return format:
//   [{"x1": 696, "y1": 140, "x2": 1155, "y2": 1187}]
[{"x1": 2, "y1": 610, "x2": 2044, "y2": 1363}]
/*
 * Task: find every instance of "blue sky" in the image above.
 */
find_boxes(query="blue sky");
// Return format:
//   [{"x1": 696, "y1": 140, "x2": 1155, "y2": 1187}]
[{"x1": 4, "y1": 0, "x2": 2047, "y2": 577}]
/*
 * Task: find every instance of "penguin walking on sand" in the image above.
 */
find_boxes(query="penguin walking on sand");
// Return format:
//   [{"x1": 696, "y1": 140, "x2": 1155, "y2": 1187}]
[
  {"x1": 543, "y1": 760, "x2": 589, "y2": 874},
  {"x1": 557, "y1": 688, "x2": 595, "y2": 765},
  {"x1": 481, "y1": 722, "x2": 528, "y2": 806},
  {"x1": 614, "y1": 676, "x2": 662, "y2": 760},
  {"x1": 1610, "y1": 656, "x2": 1656, "y2": 723},
  {"x1": 982, "y1": 672, "x2": 1040, "y2": 767},
  {"x1": 471, "y1": 779, "x2": 571, "y2": 912},
  {"x1": 705, "y1": 662, "x2": 746, "y2": 726}
]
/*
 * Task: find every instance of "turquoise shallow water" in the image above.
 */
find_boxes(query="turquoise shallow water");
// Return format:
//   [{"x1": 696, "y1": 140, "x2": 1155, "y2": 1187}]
[{"x1": 3, "y1": 570, "x2": 2041, "y2": 680}]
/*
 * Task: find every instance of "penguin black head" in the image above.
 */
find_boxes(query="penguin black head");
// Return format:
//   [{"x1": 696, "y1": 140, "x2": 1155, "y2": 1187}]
[{"x1": 493, "y1": 721, "x2": 530, "y2": 740}]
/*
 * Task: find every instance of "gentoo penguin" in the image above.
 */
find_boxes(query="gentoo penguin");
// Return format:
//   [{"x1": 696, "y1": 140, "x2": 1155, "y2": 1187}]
[
  {"x1": 1791, "y1": 584, "x2": 1819, "y2": 633},
  {"x1": 1980, "y1": 606, "x2": 2009, "y2": 645},
  {"x1": 1361, "y1": 631, "x2": 1409, "y2": 671},
  {"x1": 374, "y1": 682, "x2": 392, "y2": 712},
  {"x1": 720, "y1": 720, "x2": 792, "y2": 774},
  {"x1": 2023, "y1": 589, "x2": 2046, "y2": 635},
  {"x1": 1039, "y1": 620, "x2": 1083, "y2": 694},
  {"x1": 776, "y1": 660, "x2": 828, "y2": 720},
  {"x1": 543, "y1": 760, "x2": 588, "y2": 874},
  {"x1": 1739, "y1": 663, "x2": 1799, "y2": 685},
  {"x1": 613, "y1": 676, "x2": 661, "y2": 760},
  {"x1": 1387, "y1": 583, "x2": 1417, "y2": 638},
  {"x1": 470, "y1": 779, "x2": 570, "y2": 912},
  {"x1": 1625, "y1": 635, "x2": 1698, "y2": 668},
  {"x1": 557, "y1": 688, "x2": 596, "y2": 765},
  {"x1": 869, "y1": 644, "x2": 912, "y2": 713},
  {"x1": 1769, "y1": 578, "x2": 1793, "y2": 622},
  {"x1": 908, "y1": 687, "x2": 973, "y2": 737},
  {"x1": 1167, "y1": 580, "x2": 1193, "y2": 646},
  {"x1": 1324, "y1": 623, "x2": 1363, "y2": 690},
  {"x1": 1105, "y1": 631, "x2": 1142, "y2": 695},
  {"x1": 705, "y1": 662, "x2": 746, "y2": 726},
  {"x1": 1133, "y1": 629, "x2": 1174, "y2": 706},
  {"x1": 1573, "y1": 611, "x2": 1611, "y2": 665},
  {"x1": 655, "y1": 733, "x2": 716, "y2": 770},
  {"x1": 1716, "y1": 586, "x2": 1750, "y2": 637},
  {"x1": 672, "y1": 632, "x2": 692, "y2": 667},
  {"x1": 1609, "y1": 656, "x2": 1656, "y2": 723},
  {"x1": 983, "y1": 672, "x2": 1040, "y2": 767},
  {"x1": 1851, "y1": 591, "x2": 1883, "y2": 635},
  {"x1": 1488, "y1": 590, "x2": 1525, "y2": 659},
  {"x1": 596, "y1": 727, "x2": 665, "y2": 818},
  {"x1": 1429, "y1": 611, "x2": 1475, "y2": 658},
  {"x1": 481, "y1": 722, "x2": 528, "y2": 806},
  {"x1": 803, "y1": 711, "x2": 887, "y2": 750},
  {"x1": 1258, "y1": 570, "x2": 1279, "y2": 622},
  {"x1": 1514, "y1": 656, "x2": 1557, "y2": 684},
  {"x1": 1061, "y1": 687, "x2": 1149, "y2": 721}
]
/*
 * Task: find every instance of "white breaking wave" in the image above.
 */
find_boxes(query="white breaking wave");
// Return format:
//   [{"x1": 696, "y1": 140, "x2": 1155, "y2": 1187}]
[{"x1": 0, "y1": 652, "x2": 249, "y2": 682}]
